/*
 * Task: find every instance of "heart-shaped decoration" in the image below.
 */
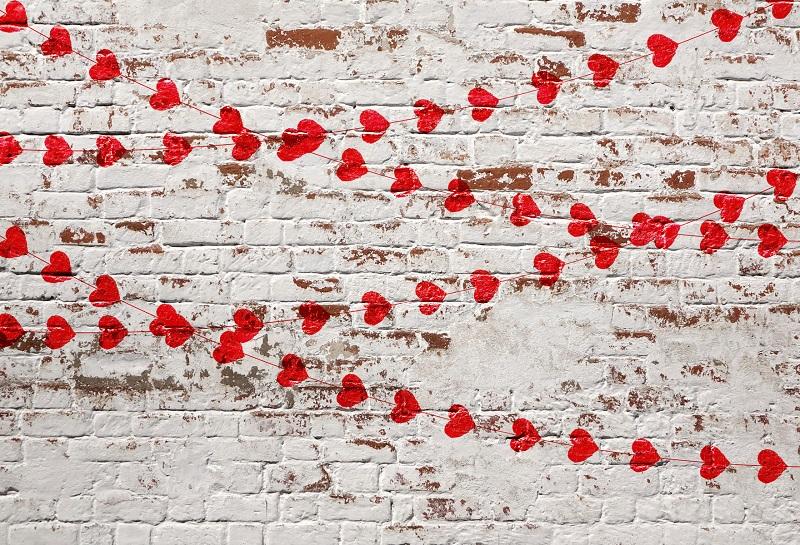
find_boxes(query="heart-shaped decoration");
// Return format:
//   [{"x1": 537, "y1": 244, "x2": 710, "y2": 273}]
[
  {"x1": 231, "y1": 131, "x2": 261, "y2": 161},
  {"x1": 568, "y1": 203, "x2": 598, "y2": 237},
  {"x1": 0, "y1": 225, "x2": 27, "y2": 259},
  {"x1": 89, "y1": 49, "x2": 121, "y2": 81},
  {"x1": 162, "y1": 133, "x2": 192, "y2": 166},
  {"x1": 757, "y1": 223, "x2": 787, "y2": 258},
  {"x1": 0, "y1": 132, "x2": 22, "y2": 165},
  {"x1": 336, "y1": 148, "x2": 368, "y2": 181},
  {"x1": 416, "y1": 281, "x2": 446, "y2": 315},
  {"x1": 277, "y1": 119, "x2": 326, "y2": 161},
  {"x1": 711, "y1": 9, "x2": 744, "y2": 43},
  {"x1": 509, "y1": 418, "x2": 540, "y2": 452},
  {"x1": 98, "y1": 315, "x2": 128, "y2": 350},
  {"x1": 647, "y1": 34, "x2": 679, "y2": 68},
  {"x1": 276, "y1": 353, "x2": 308, "y2": 387},
  {"x1": 0, "y1": 313, "x2": 24, "y2": 349},
  {"x1": 298, "y1": 301, "x2": 330, "y2": 335},
  {"x1": 467, "y1": 87, "x2": 499, "y2": 122},
  {"x1": 96, "y1": 135, "x2": 127, "y2": 167},
  {"x1": 391, "y1": 166, "x2": 422, "y2": 197},
  {"x1": 212, "y1": 331, "x2": 244, "y2": 364},
  {"x1": 713, "y1": 193, "x2": 745, "y2": 223},
  {"x1": 767, "y1": 0, "x2": 793, "y2": 19},
  {"x1": 212, "y1": 106, "x2": 245, "y2": 134},
  {"x1": 470, "y1": 269, "x2": 499, "y2": 303},
  {"x1": 361, "y1": 291, "x2": 392, "y2": 326},
  {"x1": 589, "y1": 236, "x2": 621, "y2": 269},
  {"x1": 444, "y1": 179, "x2": 475, "y2": 213},
  {"x1": 149, "y1": 78, "x2": 181, "y2": 111},
  {"x1": 530, "y1": 70, "x2": 561, "y2": 105},
  {"x1": 587, "y1": 53, "x2": 619, "y2": 88},
  {"x1": 629, "y1": 438, "x2": 661, "y2": 472},
  {"x1": 510, "y1": 194, "x2": 540, "y2": 227},
  {"x1": 41, "y1": 251, "x2": 72, "y2": 283},
  {"x1": 413, "y1": 99, "x2": 445, "y2": 133},
  {"x1": 43, "y1": 135, "x2": 73, "y2": 167},
  {"x1": 89, "y1": 274, "x2": 120, "y2": 307},
  {"x1": 766, "y1": 168, "x2": 797, "y2": 203},
  {"x1": 0, "y1": 1, "x2": 26, "y2": 32},
  {"x1": 533, "y1": 252, "x2": 564, "y2": 287},
  {"x1": 337, "y1": 373, "x2": 368, "y2": 408},
  {"x1": 444, "y1": 404, "x2": 475, "y2": 438},
  {"x1": 149, "y1": 304, "x2": 194, "y2": 348},
  {"x1": 390, "y1": 389, "x2": 421, "y2": 424},
  {"x1": 699, "y1": 445, "x2": 730, "y2": 480},
  {"x1": 568, "y1": 428, "x2": 599, "y2": 463},
  {"x1": 630, "y1": 212, "x2": 679, "y2": 249},
  {"x1": 40, "y1": 25, "x2": 72, "y2": 56},
  {"x1": 360, "y1": 109, "x2": 390, "y2": 144},
  {"x1": 232, "y1": 308, "x2": 263, "y2": 343},
  {"x1": 700, "y1": 220, "x2": 728, "y2": 254},
  {"x1": 45, "y1": 315, "x2": 74, "y2": 350},
  {"x1": 757, "y1": 449, "x2": 787, "y2": 484}
]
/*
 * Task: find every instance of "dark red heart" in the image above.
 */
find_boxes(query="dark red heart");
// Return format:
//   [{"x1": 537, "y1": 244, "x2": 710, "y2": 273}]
[
  {"x1": 43, "y1": 135, "x2": 73, "y2": 167},
  {"x1": 45, "y1": 315, "x2": 74, "y2": 350},
  {"x1": 630, "y1": 438, "x2": 661, "y2": 472},
  {"x1": 391, "y1": 166, "x2": 422, "y2": 197},
  {"x1": 391, "y1": 389, "x2": 421, "y2": 424},
  {"x1": 413, "y1": 99, "x2": 445, "y2": 133},
  {"x1": 89, "y1": 275, "x2": 120, "y2": 307},
  {"x1": 531, "y1": 71, "x2": 561, "y2": 105},
  {"x1": 149, "y1": 304, "x2": 194, "y2": 348},
  {"x1": 444, "y1": 404, "x2": 475, "y2": 438},
  {"x1": 767, "y1": 0, "x2": 793, "y2": 19},
  {"x1": 416, "y1": 281, "x2": 446, "y2": 315},
  {"x1": 711, "y1": 9, "x2": 743, "y2": 42},
  {"x1": 567, "y1": 428, "x2": 598, "y2": 463},
  {"x1": 337, "y1": 373, "x2": 368, "y2": 408},
  {"x1": 587, "y1": 53, "x2": 619, "y2": 88},
  {"x1": 0, "y1": 225, "x2": 27, "y2": 259},
  {"x1": 647, "y1": 34, "x2": 679, "y2": 68},
  {"x1": 98, "y1": 315, "x2": 127, "y2": 350},
  {"x1": 700, "y1": 221, "x2": 728, "y2": 254},
  {"x1": 298, "y1": 301, "x2": 329, "y2": 335},
  {"x1": 162, "y1": 133, "x2": 192, "y2": 166},
  {"x1": 533, "y1": 252, "x2": 564, "y2": 287},
  {"x1": 41, "y1": 251, "x2": 72, "y2": 283},
  {"x1": 96, "y1": 136, "x2": 127, "y2": 167},
  {"x1": 0, "y1": 132, "x2": 22, "y2": 165},
  {"x1": 276, "y1": 353, "x2": 308, "y2": 387},
  {"x1": 509, "y1": 418, "x2": 540, "y2": 452},
  {"x1": 510, "y1": 194, "x2": 540, "y2": 227},
  {"x1": 231, "y1": 131, "x2": 261, "y2": 161},
  {"x1": 714, "y1": 193, "x2": 745, "y2": 223},
  {"x1": 40, "y1": 25, "x2": 72, "y2": 56},
  {"x1": 568, "y1": 203, "x2": 598, "y2": 237},
  {"x1": 362, "y1": 291, "x2": 392, "y2": 326},
  {"x1": 89, "y1": 49, "x2": 121, "y2": 81},
  {"x1": 233, "y1": 308, "x2": 263, "y2": 342},
  {"x1": 467, "y1": 87, "x2": 499, "y2": 122},
  {"x1": 149, "y1": 78, "x2": 181, "y2": 111},
  {"x1": 589, "y1": 236, "x2": 621, "y2": 269},
  {"x1": 212, "y1": 106, "x2": 245, "y2": 135},
  {"x1": 470, "y1": 269, "x2": 499, "y2": 303},
  {"x1": 766, "y1": 168, "x2": 797, "y2": 203},
  {"x1": 277, "y1": 119, "x2": 326, "y2": 161},
  {"x1": 360, "y1": 109, "x2": 389, "y2": 144},
  {"x1": 444, "y1": 179, "x2": 475, "y2": 212},
  {"x1": 630, "y1": 213, "x2": 679, "y2": 249},
  {"x1": 757, "y1": 449, "x2": 787, "y2": 484},
  {"x1": 0, "y1": 1, "x2": 26, "y2": 32},
  {"x1": 757, "y1": 224, "x2": 787, "y2": 258},
  {"x1": 212, "y1": 331, "x2": 244, "y2": 364},
  {"x1": 336, "y1": 148, "x2": 368, "y2": 181},
  {"x1": 699, "y1": 445, "x2": 730, "y2": 480},
  {"x1": 0, "y1": 313, "x2": 24, "y2": 349}
]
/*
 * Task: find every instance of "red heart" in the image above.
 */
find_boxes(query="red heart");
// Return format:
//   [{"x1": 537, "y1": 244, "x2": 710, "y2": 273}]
[
  {"x1": 277, "y1": 119, "x2": 326, "y2": 161},
  {"x1": 149, "y1": 304, "x2": 194, "y2": 348},
  {"x1": 162, "y1": 133, "x2": 192, "y2": 166},
  {"x1": 470, "y1": 269, "x2": 499, "y2": 303},
  {"x1": 531, "y1": 71, "x2": 561, "y2": 105},
  {"x1": 467, "y1": 87, "x2": 499, "y2": 122},
  {"x1": 45, "y1": 315, "x2": 74, "y2": 350},
  {"x1": 766, "y1": 168, "x2": 797, "y2": 203},
  {"x1": 391, "y1": 166, "x2": 422, "y2": 197},
  {"x1": 231, "y1": 132, "x2": 261, "y2": 161},
  {"x1": 416, "y1": 281, "x2": 446, "y2": 315},
  {"x1": 391, "y1": 389, "x2": 421, "y2": 424},
  {"x1": 568, "y1": 203, "x2": 598, "y2": 237},
  {"x1": 711, "y1": 9, "x2": 743, "y2": 43},
  {"x1": 630, "y1": 213, "x2": 679, "y2": 249},
  {"x1": 96, "y1": 136, "x2": 127, "y2": 167},
  {"x1": 700, "y1": 221, "x2": 728, "y2": 254},
  {"x1": 0, "y1": 132, "x2": 22, "y2": 165},
  {"x1": 89, "y1": 275, "x2": 120, "y2": 307},
  {"x1": 89, "y1": 49, "x2": 121, "y2": 81},
  {"x1": 276, "y1": 353, "x2": 308, "y2": 387},
  {"x1": 444, "y1": 179, "x2": 475, "y2": 213},
  {"x1": 0, "y1": 1, "x2": 26, "y2": 32},
  {"x1": 509, "y1": 418, "x2": 540, "y2": 452},
  {"x1": 629, "y1": 438, "x2": 661, "y2": 472},
  {"x1": 41, "y1": 251, "x2": 72, "y2": 283},
  {"x1": 337, "y1": 373, "x2": 368, "y2": 408},
  {"x1": 533, "y1": 252, "x2": 564, "y2": 287},
  {"x1": 713, "y1": 193, "x2": 744, "y2": 223},
  {"x1": 360, "y1": 109, "x2": 389, "y2": 144},
  {"x1": 699, "y1": 445, "x2": 730, "y2": 480},
  {"x1": 298, "y1": 301, "x2": 330, "y2": 335},
  {"x1": 212, "y1": 106, "x2": 245, "y2": 135},
  {"x1": 212, "y1": 331, "x2": 244, "y2": 364},
  {"x1": 567, "y1": 428, "x2": 598, "y2": 463},
  {"x1": 0, "y1": 225, "x2": 27, "y2": 259},
  {"x1": 98, "y1": 315, "x2": 127, "y2": 350},
  {"x1": 0, "y1": 313, "x2": 24, "y2": 349},
  {"x1": 757, "y1": 224, "x2": 787, "y2": 258},
  {"x1": 336, "y1": 148, "x2": 368, "y2": 181},
  {"x1": 587, "y1": 54, "x2": 619, "y2": 88},
  {"x1": 362, "y1": 291, "x2": 392, "y2": 326},
  {"x1": 647, "y1": 34, "x2": 678, "y2": 68},
  {"x1": 767, "y1": 0, "x2": 793, "y2": 19},
  {"x1": 413, "y1": 99, "x2": 445, "y2": 133},
  {"x1": 40, "y1": 25, "x2": 72, "y2": 56},
  {"x1": 149, "y1": 78, "x2": 181, "y2": 111},
  {"x1": 589, "y1": 236, "x2": 621, "y2": 269},
  {"x1": 43, "y1": 135, "x2": 73, "y2": 167},
  {"x1": 510, "y1": 194, "x2": 540, "y2": 227},
  {"x1": 444, "y1": 404, "x2": 475, "y2": 438},
  {"x1": 757, "y1": 449, "x2": 787, "y2": 484},
  {"x1": 233, "y1": 308, "x2": 263, "y2": 342}
]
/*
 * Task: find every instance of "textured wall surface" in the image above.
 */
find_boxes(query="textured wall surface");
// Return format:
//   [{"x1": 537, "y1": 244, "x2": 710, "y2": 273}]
[{"x1": 1, "y1": 0, "x2": 800, "y2": 544}]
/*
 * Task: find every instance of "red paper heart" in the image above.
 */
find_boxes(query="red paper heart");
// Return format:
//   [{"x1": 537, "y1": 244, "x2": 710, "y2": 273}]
[
  {"x1": 767, "y1": 0, "x2": 793, "y2": 19},
  {"x1": 568, "y1": 203, "x2": 598, "y2": 237},
  {"x1": 533, "y1": 252, "x2": 564, "y2": 287},
  {"x1": 587, "y1": 53, "x2": 619, "y2": 88},
  {"x1": 711, "y1": 9, "x2": 743, "y2": 43},
  {"x1": 96, "y1": 136, "x2": 127, "y2": 167},
  {"x1": 391, "y1": 389, "x2": 421, "y2": 424},
  {"x1": 757, "y1": 223, "x2": 787, "y2": 258},
  {"x1": 362, "y1": 291, "x2": 392, "y2": 326},
  {"x1": 467, "y1": 87, "x2": 499, "y2": 122},
  {"x1": 413, "y1": 99, "x2": 445, "y2": 133},
  {"x1": 713, "y1": 193, "x2": 745, "y2": 223},
  {"x1": 589, "y1": 236, "x2": 621, "y2": 269},
  {"x1": 231, "y1": 131, "x2": 261, "y2": 161},
  {"x1": 149, "y1": 78, "x2": 181, "y2": 111},
  {"x1": 757, "y1": 449, "x2": 787, "y2": 484},
  {"x1": 336, "y1": 148, "x2": 368, "y2": 181},
  {"x1": 45, "y1": 315, "x2": 74, "y2": 350},
  {"x1": 277, "y1": 119, "x2": 326, "y2": 161},
  {"x1": 766, "y1": 168, "x2": 797, "y2": 203},
  {"x1": 509, "y1": 418, "x2": 540, "y2": 452},
  {"x1": 444, "y1": 404, "x2": 475, "y2": 438},
  {"x1": 233, "y1": 308, "x2": 263, "y2": 342},
  {"x1": 647, "y1": 34, "x2": 679, "y2": 68},
  {"x1": 276, "y1": 353, "x2": 308, "y2": 387},
  {"x1": 41, "y1": 251, "x2": 72, "y2": 283},
  {"x1": 567, "y1": 428, "x2": 598, "y2": 463},
  {"x1": 416, "y1": 281, "x2": 446, "y2": 315},
  {"x1": 212, "y1": 331, "x2": 244, "y2": 364},
  {"x1": 162, "y1": 133, "x2": 192, "y2": 166},
  {"x1": 89, "y1": 49, "x2": 121, "y2": 81},
  {"x1": 0, "y1": 1, "x2": 26, "y2": 32},
  {"x1": 444, "y1": 179, "x2": 475, "y2": 213},
  {"x1": 43, "y1": 135, "x2": 73, "y2": 167},
  {"x1": 40, "y1": 25, "x2": 72, "y2": 56},
  {"x1": 699, "y1": 445, "x2": 730, "y2": 480},
  {"x1": 470, "y1": 269, "x2": 499, "y2": 303},
  {"x1": 360, "y1": 109, "x2": 389, "y2": 144},
  {"x1": 337, "y1": 373, "x2": 368, "y2": 408},
  {"x1": 0, "y1": 313, "x2": 24, "y2": 349},
  {"x1": 630, "y1": 213, "x2": 679, "y2": 249},
  {"x1": 391, "y1": 166, "x2": 422, "y2": 197},
  {"x1": 298, "y1": 301, "x2": 330, "y2": 335},
  {"x1": 700, "y1": 221, "x2": 728, "y2": 254},
  {"x1": 89, "y1": 275, "x2": 120, "y2": 307},
  {"x1": 531, "y1": 71, "x2": 561, "y2": 105},
  {"x1": 0, "y1": 225, "x2": 27, "y2": 259},
  {"x1": 149, "y1": 304, "x2": 194, "y2": 348},
  {"x1": 0, "y1": 132, "x2": 22, "y2": 165},
  {"x1": 510, "y1": 194, "x2": 540, "y2": 227},
  {"x1": 630, "y1": 438, "x2": 661, "y2": 472},
  {"x1": 98, "y1": 315, "x2": 127, "y2": 350},
  {"x1": 212, "y1": 106, "x2": 245, "y2": 135}
]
